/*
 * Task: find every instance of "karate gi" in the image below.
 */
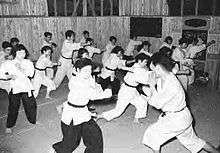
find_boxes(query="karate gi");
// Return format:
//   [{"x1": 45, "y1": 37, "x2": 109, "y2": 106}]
[
  {"x1": 85, "y1": 45, "x2": 101, "y2": 59},
  {"x1": 0, "y1": 51, "x2": 11, "y2": 93},
  {"x1": 0, "y1": 59, "x2": 37, "y2": 128},
  {"x1": 102, "y1": 42, "x2": 115, "y2": 66},
  {"x1": 172, "y1": 47, "x2": 189, "y2": 90},
  {"x1": 32, "y1": 54, "x2": 56, "y2": 98},
  {"x1": 101, "y1": 63, "x2": 153, "y2": 121},
  {"x1": 54, "y1": 40, "x2": 81, "y2": 88},
  {"x1": 99, "y1": 53, "x2": 125, "y2": 95},
  {"x1": 53, "y1": 73, "x2": 111, "y2": 153},
  {"x1": 142, "y1": 74, "x2": 206, "y2": 153}
]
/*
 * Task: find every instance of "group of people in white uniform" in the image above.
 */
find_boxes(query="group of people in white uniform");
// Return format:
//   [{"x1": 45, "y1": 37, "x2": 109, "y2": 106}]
[{"x1": 0, "y1": 31, "x2": 219, "y2": 153}]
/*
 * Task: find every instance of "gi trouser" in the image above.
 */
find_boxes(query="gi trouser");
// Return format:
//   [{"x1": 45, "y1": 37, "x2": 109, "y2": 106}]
[
  {"x1": 53, "y1": 119, "x2": 103, "y2": 153},
  {"x1": 142, "y1": 108, "x2": 206, "y2": 153},
  {"x1": 97, "y1": 76, "x2": 120, "y2": 95},
  {"x1": 7, "y1": 91, "x2": 37, "y2": 128},
  {"x1": 53, "y1": 57, "x2": 73, "y2": 88}
]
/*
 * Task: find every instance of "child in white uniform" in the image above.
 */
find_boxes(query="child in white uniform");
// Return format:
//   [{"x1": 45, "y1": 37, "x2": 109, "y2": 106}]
[
  {"x1": 0, "y1": 44, "x2": 37, "y2": 134},
  {"x1": 98, "y1": 53, "x2": 154, "y2": 123},
  {"x1": 142, "y1": 53, "x2": 219, "y2": 153},
  {"x1": 54, "y1": 30, "x2": 81, "y2": 88},
  {"x1": 32, "y1": 46, "x2": 58, "y2": 98}
]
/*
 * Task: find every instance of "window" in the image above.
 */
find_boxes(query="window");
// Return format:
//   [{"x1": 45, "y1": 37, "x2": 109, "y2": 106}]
[
  {"x1": 198, "y1": 0, "x2": 213, "y2": 15},
  {"x1": 183, "y1": 0, "x2": 196, "y2": 16}
]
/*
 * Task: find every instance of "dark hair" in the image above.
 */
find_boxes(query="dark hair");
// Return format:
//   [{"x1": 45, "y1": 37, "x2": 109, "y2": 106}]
[
  {"x1": 150, "y1": 52, "x2": 175, "y2": 72},
  {"x1": 164, "y1": 36, "x2": 173, "y2": 43},
  {"x1": 85, "y1": 38, "x2": 94, "y2": 43},
  {"x1": 74, "y1": 58, "x2": 92, "y2": 70},
  {"x1": 51, "y1": 42, "x2": 57, "y2": 48},
  {"x1": 10, "y1": 37, "x2": 19, "y2": 44},
  {"x1": 2, "y1": 41, "x2": 12, "y2": 49},
  {"x1": 41, "y1": 46, "x2": 52, "y2": 54},
  {"x1": 109, "y1": 36, "x2": 117, "y2": 42},
  {"x1": 135, "y1": 53, "x2": 150, "y2": 63},
  {"x1": 44, "y1": 32, "x2": 52, "y2": 37},
  {"x1": 11, "y1": 44, "x2": 29, "y2": 59},
  {"x1": 77, "y1": 48, "x2": 89, "y2": 58},
  {"x1": 65, "y1": 30, "x2": 75, "y2": 39},
  {"x1": 159, "y1": 46, "x2": 173, "y2": 57},
  {"x1": 83, "y1": 30, "x2": 89, "y2": 35},
  {"x1": 111, "y1": 46, "x2": 124, "y2": 54},
  {"x1": 178, "y1": 38, "x2": 188, "y2": 45},
  {"x1": 137, "y1": 41, "x2": 151, "y2": 52}
]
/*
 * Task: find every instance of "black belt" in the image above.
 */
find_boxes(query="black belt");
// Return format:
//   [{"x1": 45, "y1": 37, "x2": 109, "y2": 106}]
[
  {"x1": 67, "y1": 102, "x2": 87, "y2": 108},
  {"x1": 161, "y1": 107, "x2": 187, "y2": 117},
  {"x1": 124, "y1": 81, "x2": 137, "y2": 88},
  {"x1": 61, "y1": 54, "x2": 72, "y2": 60},
  {"x1": 105, "y1": 67, "x2": 116, "y2": 71},
  {"x1": 35, "y1": 67, "x2": 46, "y2": 71}
]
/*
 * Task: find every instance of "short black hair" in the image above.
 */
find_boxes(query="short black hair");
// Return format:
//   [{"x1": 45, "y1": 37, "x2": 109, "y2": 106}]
[
  {"x1": 10, "y1": 37, "x2": 19, "y2": 44},
  {"x1": 178, "y1": 38, "x2": 188, "y2": 45},
  {"x1": 135, "y1": 53, "x2": 150, "y2": 63},
  {"x1": 83, "y1": 30, "x2": 89, "y2": 35},
  {"x1": 77, "y1": 48, "x2": 89, "y2": 58},
  {"x1": 159, "y1": 46, "x2": 173, "y2": 57},
  {"x1": 85, "y1": 38, "x2": 94, "y2": 43},
  {"x1": 44, "y1": 32, "x2": 52, "y2": 37},
  {"x1": 41, "y1": 46, "x2": 52, "y2": 54},
  {"x1": 11, "y1": 44, "x2": 29, "y2": 59},
  {"x1": 164, "y1": 36, "x2": 173, "y2": 43},
  {"x1": 2, "y1": 41, "x2": 12, "y2": 49},
  {"x1": 65, "y1": 30, "x2": 75, "y2": 39},
  {"x1": 109, "y1": 36, "x2": 117, "y2": 42},
  {"x1": 150, "y1": 52, "x2": 175, "y2": 72},
  {"x1": 51, "y1": 42, "x2": 57, "y2": 48},
  {"x1": 111, "y1": 46, "x2": 124, "y2": 54},
  {"x1": 74, "y1": 58, "x2": 92, "y2": 70}
]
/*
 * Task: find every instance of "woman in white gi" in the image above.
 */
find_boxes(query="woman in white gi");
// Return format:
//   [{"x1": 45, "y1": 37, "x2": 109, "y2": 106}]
[
  {"x1": 98, "y1": 53, "x2": 154, "y2": 123},
  {"x1": 102, "y1": 36, "x2": 117, "y2": 66},
  {"x1": 32, "y1": 46, "x2": 58, "y2": 99},
  {"x1": 53, "y1": 30, "x2": 81, "y2": 88},
  {"x1": 142, "y1": 53, "x2": 219, "y2": 153},
  {"x1": 0, "y1": 44, "x2": 37, "y2": 134},
  {"x1": 51, "y1": 58, "x2": 111, "y2": 153}
]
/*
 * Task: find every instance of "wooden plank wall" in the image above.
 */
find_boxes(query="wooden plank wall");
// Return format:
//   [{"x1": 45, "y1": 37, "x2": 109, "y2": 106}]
[
  {"x1": 0, "y1": 0, "x2": 48, "y2": 16},
  {"x1": 0, "y1": 17, "x2": 130, "y2": 62},
  {"x1": 119, "y1": 0, "x2": 168, "y2": 16}
]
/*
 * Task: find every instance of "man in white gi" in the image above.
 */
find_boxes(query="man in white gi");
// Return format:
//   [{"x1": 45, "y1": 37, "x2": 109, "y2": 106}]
[
  {"x1": 142, "y1": 53, "x2": 219, "y2": 153},
  {"x1": 53, "y1": 30, "x2": 81, "y2": 88},
  {"x1": 32, "y1": 46, "x2": 59, "y2": 99},
  {"x1": 84, "y1": 38, "x2": 102, "y2": 59},
  {"x1": 102, "y1": 36, "x2": 117, "y2": 66},
  {"x1": 124, "y1": 35, "x2": 142, "y2": 60},
  {"x1": 98, "y1": 53, "x2": 154, "y2": 123}
]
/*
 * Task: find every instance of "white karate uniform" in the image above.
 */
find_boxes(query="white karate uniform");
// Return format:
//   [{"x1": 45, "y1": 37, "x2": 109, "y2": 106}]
[
  {"x1": 142, "y1": 74, "x2": 206, "y2": 153},
  {"x1": 102, "y1": 43, "x2": 115, "y2": 66},
  {"x1": 0, "y1": 59, "x2": 34, "y2": 97},
  {"x1": 100, "y1": 53, "x2": 125, "y2": 81},
  {"x1": 0, "y1": 51, "x2": 11, "y2": 93},
  {"x1": 102, "y1": 63, "x2": 153, "y2": 121},
  {"x1": 85, "y1": 46, "x2": 101, "y2": 59},
  {"x1": 186, "y1": 44, "x2": 206, "y2": 85},
  {"x1": 138, "y1": 48, "x2": 152, "y2": 57},
  {"x1": 61, "y1": 75, "x2": 112, "y2": 126},
  {"x1": 32, "y1": 54, "x2": 56, "y2": 98},
  {"x1": 124, "y1": 39, "x2": 142, "y2": 56},
  {"x1": 172, "y1": 47, "x2": 189, "y2": 90},
  {"x1": 54, "y1": 40, "x2": 81, "y2": 88}
]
